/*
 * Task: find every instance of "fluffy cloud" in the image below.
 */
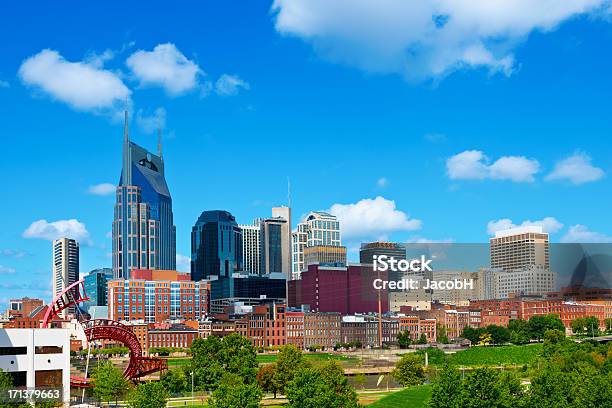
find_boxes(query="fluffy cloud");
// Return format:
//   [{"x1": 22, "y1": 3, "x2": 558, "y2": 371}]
[
  {"x1": 136, "y1": 107, "x2": 166, "y2": 134},
  {"x1": 447, "y1": 150, "x2": 539, "y2": 182},
  {"x1": 328, "y1": 196, "x2": 421, "y2": 239},
  {"x1": 215, "y1": 74, "x2": 250, "y2": 96},
  {"x1": 88, "y1": 183, "x2": 116, "y2": 196},
  {"x1": 271, "y1": 0, "x2": 607, "y2": 81},
  {"x1": 0, "y1": 265, "x2": 16, "y2": 274},
  {"x1": 18, "y1": 49, "x2": 130, "y2": 113},
  {"x1": 487, "y1": 217, "x2": 564, "y2": 235},
  {"x1": 22, "y1": 219, "x2": 90, "y2": 243},
  {"x1": 545, "y1": 152, "x2": 605, "y2": 184},
  {"x1": 176, "y1": 254, "x2": 191, "y2": 272},
  {"x1": 561, "y1": 224, "x2": 612, "y2": 243},
  {"x1": 126, "y1": 43, "x2": 202, "y2": 95}
]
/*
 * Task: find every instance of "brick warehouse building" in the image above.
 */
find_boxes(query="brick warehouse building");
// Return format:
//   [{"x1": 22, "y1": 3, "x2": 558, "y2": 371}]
[
  {"x1": 288, "y1": 264, "x2": 389, "y2": 315},
  {"x1": 108, "y1": 269, "x2": 209, "y2": 323}
]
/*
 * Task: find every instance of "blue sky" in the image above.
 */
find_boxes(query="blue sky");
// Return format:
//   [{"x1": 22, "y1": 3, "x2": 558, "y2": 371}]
[{"x1": 1, "y1": 1, "x2": 611, "y2": 303}]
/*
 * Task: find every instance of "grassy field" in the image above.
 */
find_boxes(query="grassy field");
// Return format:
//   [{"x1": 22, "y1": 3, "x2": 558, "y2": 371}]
[
  {"x1": 367, "y1": 385, "x2": 432, "y2": 407},
  {"x1": 258, "y1": 353, "x2": 356, "y2": 364},
  {"x1": 166, "y1": 352, "x2": 356, "y2": 367},
  {"x1": 446, "y1": 344, "x2": 542, "y2": 367}
]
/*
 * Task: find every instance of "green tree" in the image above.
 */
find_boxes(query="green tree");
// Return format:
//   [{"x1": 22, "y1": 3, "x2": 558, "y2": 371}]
[
  {"x1": 160, "y1": 368, "x2": 189, "y2": 395},
  {"x1": 256, "y1": 363, "x2": 280, "y2": 398},
  {"x1": 463, "y1": 368, "x2": 516, "y2": 408},
  {"x1": 208, "y1": 373, "x2": 263, "y2": 408},
  {"x1": 190, "y1": 333, "x2": 258, "y2": 391},
  {"x1": 584, "y1": 316, "x2": 600, "y2": 337},
  {"x1": 418, "y1": 333, "x2": 428, "y2": 345},
  {"x1": 92, "y1": 361, "x2": 130, "y2": 405},
  {"x1": 436, "y1": 324, "x2": 449, "y2": 344},
  {"x1": 429, "y1": 364, "x2": 465, "y2": 408},
  {"x1": 605, "y1": 318, "x2": 612, "y2": 333},
  {"x1": 507, "y1": 319, "x2": 530, "y2": 345},
  {"x1": 571, "y1": 317, "x2": 586, "y2": 335},
  {"x1": 129, "y1": 381, "x2": 168, "y2": 408},
  {"x1": 486, "y1": 325, "x2": 510, "y2": 345},
  {"x1": 274, "y1": 345, "x2": 309, "y2": 394},
  {"x1": 528, "y1": 315, "x2": 563, "y2": 341},
  {"x1": 478, "y1": 332, "x2": 493, "y2": 346},
  {"x1": 525, "y1": 364, "x2": 575, "y2": 408},
  {"x1": 285, "y1": 361, "x2": 358, "y2": 408},
  {"x1": 397, "y1": 331, "x2": 412, "y2": 348},
  {"x1": 392, "y1": 353, "x2": 425, "y2": 387},
  {"x1": 353, "y1": 373, "x2": 367, "y2": 390},
  {"x1": 462, "y1": 326, "x2": 482, "y2": 344}
]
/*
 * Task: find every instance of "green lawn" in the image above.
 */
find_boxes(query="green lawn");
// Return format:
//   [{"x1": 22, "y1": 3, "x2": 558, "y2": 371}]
[
  {"x1": 367, "y1": 385, "x2": 432, "y2": 407},
  {"x1": 446, "y1": 344, "x2": 542, "y2": 367},
  {"x1": 257, "y1": 353, "x2": 355, "y2": 364}
]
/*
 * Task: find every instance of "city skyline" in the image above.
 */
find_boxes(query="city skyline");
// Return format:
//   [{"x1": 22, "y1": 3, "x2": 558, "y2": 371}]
[{"x1": 1, "y1": 1, "x2": 612, "y2": 304}]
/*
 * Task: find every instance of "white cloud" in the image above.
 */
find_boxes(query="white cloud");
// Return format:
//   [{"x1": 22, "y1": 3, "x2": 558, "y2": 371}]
[
  {"x1": 215, "y1": 74, "x2": 250, "y2": 96},
  {"x1": 376, "y1": 177, "x2": 388, "y2": 187},
  {"x1": 545, "y1": 152, "x2": 605, "y2": 184},
  {"x1": 487, "y1": 217, "x2": 564, "y2": 235},
  {"x1": 0, "y1": 265, "x2": 16, "y2": 274},
  {"x1": 561, "y1": 224, "x2": 612, "y2": 243},
  {"x1": 23, "y1": 219, "x2": 90, "y2": 243},
  {"x1": 88, "y1": 183, "x2": 116, "y2": 196},
  {"x1": 271, "y1": 0, "x2": 608, "y2": 81},
  {"x1": 136, "y1": 107, "x2": 166, "y2": 134},
  {"x1": 447, "y1": 150, "x2": 539, "y2": 182},
  {"x1": 176, "y1": 254, "x2": 191, "y2": 272},
  {"x1": 126, "y1": 43, "x2": 202, "y2": 95},
  {"x1": 0, "y1": 249, "x2": 27, "y2": 258},
  {"x1": 18, "y1": 49, "x2": 130, "y2": 113},
  {"x1": 328, "y1": 196, "x2": 421, "y2": 239}
]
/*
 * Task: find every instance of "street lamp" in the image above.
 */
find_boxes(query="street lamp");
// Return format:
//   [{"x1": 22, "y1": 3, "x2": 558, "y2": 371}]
[{"x1": 190, "y1": 371, "x2": 194, "y2": 405}]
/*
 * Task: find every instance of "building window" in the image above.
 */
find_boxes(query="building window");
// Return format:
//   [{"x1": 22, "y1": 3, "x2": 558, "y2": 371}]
[
  {"x1": 35, "y1": 346, "x2": 63, "y2": 354},
  {"x1": 0, "y1": 347, "x2": 27, "y2": 356}
]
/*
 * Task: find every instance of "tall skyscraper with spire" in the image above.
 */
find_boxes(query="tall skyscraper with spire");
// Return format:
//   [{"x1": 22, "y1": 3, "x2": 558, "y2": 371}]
[{"x1": 112, "y1": 110, "x2": 176, "y2": 279}]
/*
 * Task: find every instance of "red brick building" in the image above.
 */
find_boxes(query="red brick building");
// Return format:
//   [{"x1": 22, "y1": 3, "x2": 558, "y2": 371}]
[
  {"x1": 288, "y1": 264, "x2": 389, "y2": 315},
  {"x1": 148, "y1": 324, "x2": 198, "y2": 350}
]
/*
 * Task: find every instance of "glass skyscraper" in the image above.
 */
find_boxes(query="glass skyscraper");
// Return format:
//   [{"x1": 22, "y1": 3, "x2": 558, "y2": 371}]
[
  {"x1": 191, "y1": 210, "x2": 243, "y2": 299},
  {"x1": 112, "y1": 111, "x2": 176, "y2": 279},
  {"x1": 82, "y1": 268, "x2": 113, "y2": 309}
]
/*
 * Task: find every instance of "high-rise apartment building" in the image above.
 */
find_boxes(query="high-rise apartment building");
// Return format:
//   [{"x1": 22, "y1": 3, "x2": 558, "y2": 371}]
[
  {"x1": 52, "y1": 238, "x2": 79, "y2": 317},
  {"x1": 112, "y1": 111, "x2": 176, "y2": 279},
  {"x1": 191, "y1": 210, "x2": 243, "y2": 299},
  {"x1": 490, "y1": 226, "x2": 549, "y2": 271},
  {"x1": 240, "y1": 220, "x2": 262, "y2": 274},
  {"x1": 359, "y1": 242, "x2": 406, "y2": 264},
  {"x1": 291, "y1": 212, "x2": 341, "y2": 279}
]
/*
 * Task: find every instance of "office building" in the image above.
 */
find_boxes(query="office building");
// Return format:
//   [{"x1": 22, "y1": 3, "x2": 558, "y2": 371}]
[
  {"x1": 52, "y1": 238, "x2": 79, "y2": 317},
  {"x1": 359, "y1": 242, "x2": 406, "y2": 265},
  {"x1": 490, "y1": 226, "x2": 549, "y2": 271},
  {"x1": 8, "y1": 297, "x2": 44, "y2": 318},
  {"x1": 108, "y1": 269, "x2": 209, "y2": 323},
  {"x1": 494, "y1": 266, "x2": 556, "y2": 298},
  {"x1": 209, "y1": 273, "x2": 287, "y2": 314},
  {"x1": 112, "y1": 111, "x2": 176, "y2": 279},
  {"x1": 303, "y1": 245, "x2": 347, "y2": 268},
  {"x1": 261, "y1": 215, "x2": 290, "y2": 276},
  {"x1": 0, "y1": 328, "x2": 71, "y2": 403},
  {"x1": 83, "y1": 268, "x2": 113, "y2": 310},
  {"x1": 289, "y1": 264, "x2": 388, "y2": 315},
  {"x1": 240, "y1": 220, "x2": 262, "y2": 274},
  {"x1": 291, "y1": 211, "x2": 341, "y2": 279},
  {"x1": 191, "y1": 210, "x2": 243, "y2": 298}
]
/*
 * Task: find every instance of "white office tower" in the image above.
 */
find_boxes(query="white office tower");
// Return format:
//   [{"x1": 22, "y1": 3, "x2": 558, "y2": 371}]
[
  {"x1": 240, "y1": 220, "x2": 262, "y2": 274},
  {"x1": 489, "y1": 226, "x2": 555, "y2": 298},
  {"x1": 291, "y1": 211, "x2": 341, "y2": 280},
  {"x1": 52, "y1": 238, "x2": 79, "y2": 317},
  {"x1": 490, "y1": 226, "x2": 549, "y2": 271}
]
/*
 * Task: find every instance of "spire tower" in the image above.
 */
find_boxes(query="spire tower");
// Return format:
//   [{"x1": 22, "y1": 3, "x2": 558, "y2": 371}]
[{"x1": 122, "y1": 109, "x2": 132, "y2": 186}]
